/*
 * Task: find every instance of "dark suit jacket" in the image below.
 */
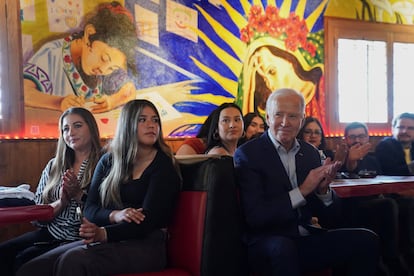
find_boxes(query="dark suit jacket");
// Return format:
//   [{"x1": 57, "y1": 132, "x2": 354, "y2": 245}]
[
  {"x1": 234, "y1": 132, "x2": 341, "y2": 243},
  {"x1": 375, "y1": 137, "x2": 414, "y2": 176}
]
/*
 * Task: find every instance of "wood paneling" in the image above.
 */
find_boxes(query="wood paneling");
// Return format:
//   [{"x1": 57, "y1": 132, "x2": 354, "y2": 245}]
[
  {"x1": 0, "y1": 140, "x2": 57, "y2": 190},
  {"x1": 0, "y1": 140, "x2": 55, "y2": 242}
]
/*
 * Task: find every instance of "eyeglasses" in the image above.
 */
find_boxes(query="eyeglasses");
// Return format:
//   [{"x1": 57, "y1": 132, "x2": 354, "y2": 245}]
[
  {"x1": 395, "y1": 126, "x2": 414, "y2": 131},
  {"x1": 303, "y1": 129, "x2": 322, "y2": 136},
  {"x1": 347, "y1": 134, "x2": 368, "y2": 140}
]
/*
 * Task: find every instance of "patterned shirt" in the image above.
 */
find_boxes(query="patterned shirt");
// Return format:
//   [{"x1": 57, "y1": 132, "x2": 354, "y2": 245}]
[{"x1": 34, "y1": 158, "x2": 88, "y2": 241}]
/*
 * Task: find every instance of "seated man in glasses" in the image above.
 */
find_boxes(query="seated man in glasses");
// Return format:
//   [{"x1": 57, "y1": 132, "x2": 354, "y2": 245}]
[
  {"x1": 342, "y1": 122, "x2": 381, "y2": 176},
  {"x1": 376, "y1": 112, "x2": 414, "y2": 176}
]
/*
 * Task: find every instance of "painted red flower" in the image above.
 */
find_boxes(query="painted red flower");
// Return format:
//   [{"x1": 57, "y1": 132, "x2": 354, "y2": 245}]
[
  {"x1": 250, "y1": 5, "x2": 262, "y2": 18},
  {"x1": 297, "y1": 33, "x2": 308, "y2": 48},
  {"x1": 240, "y1": 27, "x2": 254, "y2": 43},
  {"x1": 265, "y1": 6, "x2": 279, "y2": 21},
  {"x1": 285, "y1": 37, "x2": 298, "y2": 52},
  {"x1": 255, "y1": 15, "x2": 268, "y2": 33},
  {"x1": 64, "y1": 55, "x2": 71, "y2": 63},
  {"x1": 240, "y1": 4, "x2": 318, "y2": 58},
  {"x1": 267, "y1": 21, "x2": 283, "y2": 37},
  {"x1": 304, "y1": 42, "x2": 317, "y2": 56}
]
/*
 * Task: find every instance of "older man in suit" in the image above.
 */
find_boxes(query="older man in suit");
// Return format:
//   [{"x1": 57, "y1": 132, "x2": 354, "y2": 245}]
[{"x1": 234, "y1": 88, "x2": 379, "y2": 276}]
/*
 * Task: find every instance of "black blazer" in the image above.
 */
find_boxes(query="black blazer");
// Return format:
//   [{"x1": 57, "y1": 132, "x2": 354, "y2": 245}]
[
  {"x1": 234, "y1": 132, "x2": 341, "y2": 242},
  {"x1": 375, "y1": 137, "x2": 414, "y2": 176}
]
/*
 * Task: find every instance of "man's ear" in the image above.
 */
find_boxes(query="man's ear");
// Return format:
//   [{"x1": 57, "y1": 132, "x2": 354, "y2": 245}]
[
  {"x1": 299, "y1": 115, "x2": 305, "y2": 129},
  {"x1": 266, "y1": 112, "x2": 271, "y2": 126}
]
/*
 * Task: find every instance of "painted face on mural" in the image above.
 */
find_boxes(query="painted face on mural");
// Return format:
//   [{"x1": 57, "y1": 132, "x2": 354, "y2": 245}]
[
  {"x1": 173, "y1": 8, "x2": 191, "y2": 29},
  {"x1": 81, "y1": 40, "x2": 127, "y2": 76},
  {"x1": 253, "y1": 47, "x2": 316, "y2": 111}
]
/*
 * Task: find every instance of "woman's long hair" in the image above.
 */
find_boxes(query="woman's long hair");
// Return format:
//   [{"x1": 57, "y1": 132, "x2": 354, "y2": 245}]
[
  {"x1": 43, "y1": 108, "x2": 101, "y2": 203},
  {"x1": 196, "y1": 111, "x2": 215, "y2": 140},
  {"x1": 100, "y1": 99, "x2": 178, "y2": 208}
]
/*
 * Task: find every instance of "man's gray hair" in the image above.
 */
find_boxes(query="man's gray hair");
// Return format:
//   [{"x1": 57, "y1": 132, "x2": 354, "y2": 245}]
[{"x1": 266, "y1": 88, "x2": 305, "y2": 114}]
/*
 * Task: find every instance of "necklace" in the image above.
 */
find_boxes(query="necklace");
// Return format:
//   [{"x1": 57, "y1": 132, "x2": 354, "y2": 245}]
[{"x1": 62, "y1": 36, "x2": 102, "y2": 98}]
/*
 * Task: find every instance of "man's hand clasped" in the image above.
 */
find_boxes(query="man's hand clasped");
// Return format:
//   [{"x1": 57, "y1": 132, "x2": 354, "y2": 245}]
[{"x1": 300, "y1": 158, "x2": 342, "y2": 196}]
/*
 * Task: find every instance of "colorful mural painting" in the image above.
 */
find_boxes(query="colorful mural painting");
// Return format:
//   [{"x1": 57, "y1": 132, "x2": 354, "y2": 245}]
[
  {"x1": 20, "y1": 0, "x2": 410, "y2": 140},
  {"x1": 20, "y1": 0, "x2": 330, "y2": 138},
  {"x1": 19, "y1": 0, "x2": 414, "y2": 138},
  {"x1": 326, "y1": 0, "x2": 414, "y2": 24}
]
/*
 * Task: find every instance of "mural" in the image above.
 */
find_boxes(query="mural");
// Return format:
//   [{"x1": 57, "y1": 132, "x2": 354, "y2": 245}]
[
  {"x1": 21, "y1": 0, "x2": 328, "y2": 138},
  {"x1": 235, "y1": 4, "x2": 324, "y2": 120},
  {"x1": 23, "y1": 2, "x2": 137, "y2": 122},
  {"x1": 326, "y1": 0, "x2": 414, "y2": 24}
]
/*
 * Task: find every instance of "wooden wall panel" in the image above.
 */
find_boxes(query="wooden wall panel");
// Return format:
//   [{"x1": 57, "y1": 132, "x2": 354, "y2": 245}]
[
  {"x1": 0, "y1": 140, "x2": 56, "y2": 190},
  {"x1": 0, "y1": 140, "x2": 56, "y2": 242}
]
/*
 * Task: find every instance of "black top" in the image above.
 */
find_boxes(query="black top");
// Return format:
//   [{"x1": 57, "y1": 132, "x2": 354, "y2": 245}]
[{"x1": 85, "y1": 151, "x2": 181, "y2": 242}]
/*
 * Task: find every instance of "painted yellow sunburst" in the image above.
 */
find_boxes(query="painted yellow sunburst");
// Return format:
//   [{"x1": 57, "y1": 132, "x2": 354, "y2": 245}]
[
  {"x1": 147, "y1": 0, "x2": 329, "y2": 136},
  {"x1": 190, "y1": 0, "x2": 328, "y2": 100}
]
